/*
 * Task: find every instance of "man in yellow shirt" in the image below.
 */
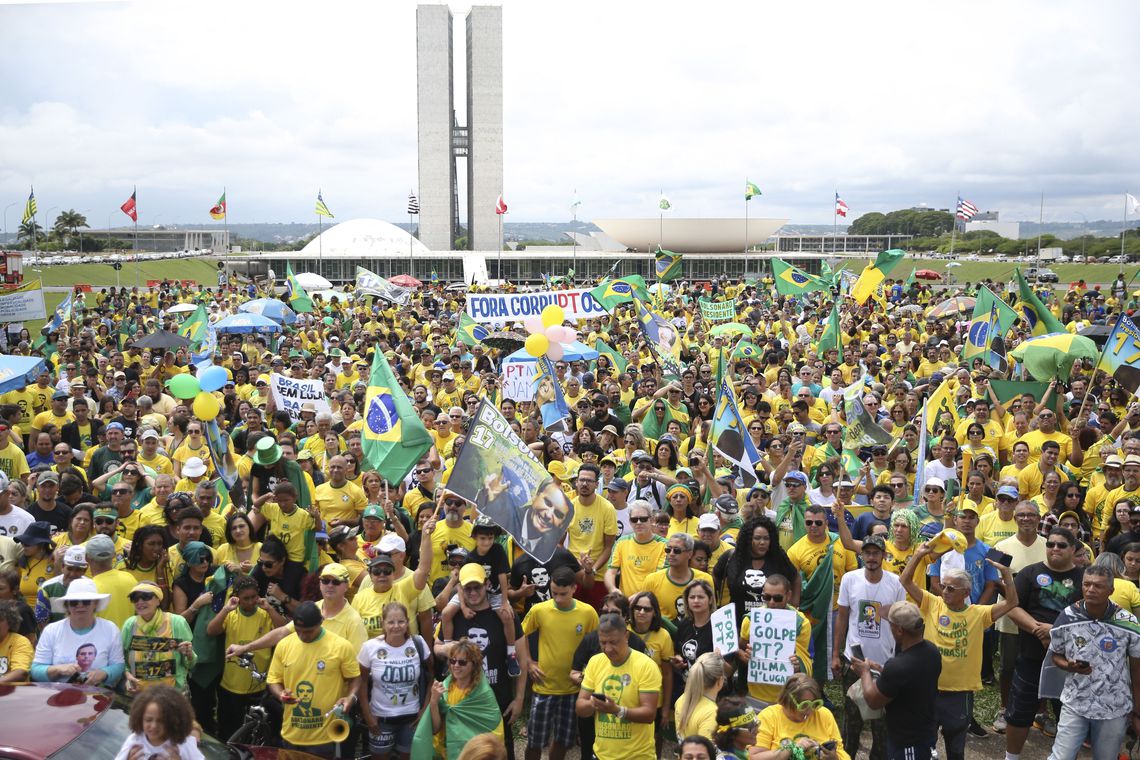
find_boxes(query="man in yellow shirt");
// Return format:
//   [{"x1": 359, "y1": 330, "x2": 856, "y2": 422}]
[
  {"x1": 787, "y1": 505, "x2": 858, "y2": 624},
  {"x1": 604, "y1": 500, "x2": 666, "y2": 597},
  {"x1": 0, "y1": 423, "x2": 29, "y2": 483},
  {"x1": 31, "y1": 391, "x2": 74, "y2": 437},
  {"x1": 1015, "y1": 408, "x2": 1073, "y2": 465},
  {"x1": 643, "y1": 533, "x2": 715, "y2": 622},
  {"x1": 314, "y1": 455, "x2": 367, "y2": 529},
  {"x1": 566, "y1": 464, "x2": 618, "y2": 609}
]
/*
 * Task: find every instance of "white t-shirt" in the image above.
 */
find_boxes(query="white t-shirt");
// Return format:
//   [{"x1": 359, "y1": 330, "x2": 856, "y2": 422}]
[
  {"x1": 0, "y1": 505, "x2": 34, "y2": 539},
  {"x1": 924, "y1": 460, "x2": 957, "y2": 485},
  {"x1": 837, "y1": 569, "x2": 906, "y2": 666},
  {"x1": 115, "y1": 733, "x2": 204, "y2": 760},
  {"x1": 358, "y1": 635, "x2": 429, "y2": 718},
  {"x1": 33, "y1": 617, "x2": 124, "y2": 680}
]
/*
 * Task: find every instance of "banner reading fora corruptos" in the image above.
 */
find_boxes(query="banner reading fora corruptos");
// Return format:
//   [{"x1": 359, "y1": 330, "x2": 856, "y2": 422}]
[
  {"x1": 0, "y1": 280, "x2": 47, "y2": 322},
  {"x1": 269, "y1": 372, "x2": 332, "y2": 423},
  {"x1": 466, "y1": 289, "x2": 608, "y2": 323}
]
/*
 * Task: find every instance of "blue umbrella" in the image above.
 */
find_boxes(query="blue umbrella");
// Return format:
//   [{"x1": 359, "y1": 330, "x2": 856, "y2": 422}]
[
  {"x1": 0, "y1": 356, "x2": 47, "y2": 395},
  {"x1": 213, "y1": 313, "x2": 283, "y2": 334},
  {"x1": 503, "y1": 340, "x2": 599, "y2": 364},
  {"x1": 239, "y1": 298, "x2": 296, "y2": 325}
]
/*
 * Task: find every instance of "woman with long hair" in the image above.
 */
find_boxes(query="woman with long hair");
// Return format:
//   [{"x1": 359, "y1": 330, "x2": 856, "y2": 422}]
[
  {"x1": 213, "y1": 513, "x2": 261, "y2": 577},
  {"x1": 672, "y1": 579, "x2": 717, "y2": 675},
  {"x1": 655, "y1": 438, "x2": 679, "y2": 478},
  {"x1": 1031, "y1": 471, "x2": 1064, "y2": 527},
  {"x1": 358, "y1": 602, "x2": 431, "y2": 760},
  {"x1": 171, "y1": 542, "x2": 217, "y2": 626},
  {"x1": 753, "y1": 674, "x2": 850, "y2": 760},
  {"x1": 126, "y1": 525, "x2": 173, "y2": 606},
  {"x1": 876, "y1": 448, "x2": 915, "y2": 493},
  {"x1": 666, "y1": 483, "x2": 700, "y2": 536},
  {"x1": 674, "y1": 651, "x2": 725, "y2": 739},
  {"x1": 715, "y1": 515, "x2": 799, "y2": 626},
  {"x1": 52, "y1": 503, "x2": 94, "y2": 559},
  {"x1": 1102, "y1": 498, "x2": 1134, "y2": 550},
  {"x1": 425, "y1": 637, "x2": 504, "y2": 757}
]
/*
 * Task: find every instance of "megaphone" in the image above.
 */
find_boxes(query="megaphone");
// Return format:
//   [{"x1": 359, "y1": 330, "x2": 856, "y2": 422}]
[{"x1": 326, "y1": 705, "x2": 353, "y2": 743}]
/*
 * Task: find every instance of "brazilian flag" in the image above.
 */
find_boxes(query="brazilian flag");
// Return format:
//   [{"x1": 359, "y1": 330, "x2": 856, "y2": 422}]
[
  {"x1": 1016, "y1": 269, "x2": 1066, "y2": 336},
  {"x1": 178, "y1": 304, "x2": 210, "y2": 354},
  {"x1": 771, "y1": 259, "x2": 829, "y2": 297},
  {"x1": 412, "y1": 676, "x2": 503, "y2": 759},
  {"x1": 655, "y1": 247, "x2": 683, "y2": 282},
  {"x1": 589, "y1": 275, "x2": 649, "y2": 311},
  {"x1": 456, "y1": 313, "x2": 489, "y2": 347},
  {"x1": 594, "y1": 338, "x2": 628, "y2": 373},
  {"x1": 816, "y1": 302, "x2": 841, "y2": 355},
  {"x1": 361, "y1": 350, "x2": 433, "y2": 483},
  {"x1": 285, "y1": 263, "x2": 313, "y2": 313}
]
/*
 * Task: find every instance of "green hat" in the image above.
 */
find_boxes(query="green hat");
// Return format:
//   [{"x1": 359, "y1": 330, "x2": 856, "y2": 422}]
[
  {"x1": 362, "y1": 504, "x2": 384, "y2": 521},
  {"x1": 181, "y1": 541, "x2": 212, "y2": 567},
  {"x1": 253, "y1": 436, "x2": 282, "y2": 466},
  {"x1": 93, "y1": 508, "x2": 118, "y2": 520}
]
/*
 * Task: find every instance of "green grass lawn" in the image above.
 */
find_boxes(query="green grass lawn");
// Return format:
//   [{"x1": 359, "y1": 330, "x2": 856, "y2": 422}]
[{"x1": 27, "y1": 258, "x2": 220, "y2": 288}]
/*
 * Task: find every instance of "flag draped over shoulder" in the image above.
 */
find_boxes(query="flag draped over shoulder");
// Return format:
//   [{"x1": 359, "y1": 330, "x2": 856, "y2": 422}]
[
  {"x1": 710, "y1": 377, "x2": 763, "y2": 485},
  {"x1": 285, "y1": 264, "x2": 313, "y2": 313},
  {"x1": 1099, "y1": 314, "x2": 1140, "y2": 396},
  {"x1": 589, "y1": 276, "x2": 649, "y2": 310},
  {"x1": 817, "y1": 302, "x2": 841, "y2": 355},
  {"x1": 640, "y1": 400, "x2": 675, "y2": 440},
  {"x1": 799, "y1": 540, "x2": 836, "y2": 681},
  {"x1": 962, "y1": 286, "x2": 1018, "y2": 369},
  {"x1": 655, "y1": 247, "x2": 683, "y2": 282},
  {"x1": 361, "y1": 351, "x2": 433, "y2": 483},
  {"x1": 771, "y1": 259, "x2": 829, "y2": 297},
  {"x1": 1016, "y1": 269, "x2": 1066, "y2": 336},
  {"x1": 456, "y1": 313, "x2": 489, "y2": 347},
  {"x1": 850, "y1": 249, "x2": 905, "y2": 305},
  {"x1": 412, "y1": 676, "x2": 503, "y2": 760}
]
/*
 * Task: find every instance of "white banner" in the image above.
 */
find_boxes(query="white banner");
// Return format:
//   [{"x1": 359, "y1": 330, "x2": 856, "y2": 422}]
[
  {"x1": 747, "y1": 608, "x2": 798, "y2": 686},
  {"x1": 269, "y1": 372, "x2": 332, "y2": 423},
  {"x1": 0, "y1": 280, "x2": 47, "y2": 322},
  {"x1": 710, "y1": 603, "x2": 738, "y2": 655},
  {"x1": 501, "y1": 360, "x2": 537, "y2": 402},
  {"x1": 465, "y1": 289, "x2": 608, "y2": 324}
]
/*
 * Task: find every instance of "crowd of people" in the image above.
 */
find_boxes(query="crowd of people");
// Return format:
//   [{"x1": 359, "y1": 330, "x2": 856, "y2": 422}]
[{"x1": 0, "y1": 266, "x2": 1137, "y2": 760}]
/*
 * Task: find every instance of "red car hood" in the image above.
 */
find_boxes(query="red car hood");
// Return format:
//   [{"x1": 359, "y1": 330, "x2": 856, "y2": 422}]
[{"x1": 0, "y1": 683, "x2": 113, "y2": 758}]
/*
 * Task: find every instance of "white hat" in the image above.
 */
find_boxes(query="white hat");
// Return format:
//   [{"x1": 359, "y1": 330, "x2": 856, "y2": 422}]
[
  {"x1": 51, "y1": 577, "x2": 111, "y2": 613},
  {"x1": 924, "y1": 476, "x2": 946, "y2": 492},
  {"x1": 377, "y1": 534, "x2": 406, "y2": 554},
  {"x1": 63, "y1": 545, "x2": 88, "y2": 568},
  {"x1": 183, "y1": 457, "x2": 208, "y2": 478},
  {"x1": 698, "y1": 513, "x2": 720, "y2": 531}
]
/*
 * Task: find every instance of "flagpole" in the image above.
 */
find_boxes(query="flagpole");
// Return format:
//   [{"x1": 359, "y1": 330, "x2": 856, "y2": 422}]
[
  {"x1": 832, "y1": 190, "x2": 837, "y2": 256},
  {"x1": 949, "y1": 191, "x2": 958, "y2": 260},
  {"x1": 498, "y1": 207, "x2": 503, "y2": 283},
  {"x1": 318, "y1": 211, "x2": 323, "y2": 275},
  {"x1": 1036, "y1": 192, "x2": 1044, "y2": 272},
  {"x1": 133, "y1": 186, "x2": 139, "y2": 288},
  {"x1": 222, "y1": 186, "x2": 228, "y2": 256},
  {"x1": 572, "y1": 189, "x2": 578, "y2": 277},
  {"x1": 408, "y1": 190, "x2": 414, "y2": 278},
  {"x1": 1121, "y1": 192, "x2": 1128, "y2": 276},
  {"x1": 1076, "y1": 314, "x2": 1118, "y2": 423},
  {"x1": 659, "y1": 188, "x2": 664, "y2": 251}
]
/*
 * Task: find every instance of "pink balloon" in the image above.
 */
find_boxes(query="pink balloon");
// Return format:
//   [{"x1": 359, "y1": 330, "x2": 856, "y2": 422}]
[
  {"x1": 546, "y1": 342, "x2": 564, "y2": 361},
  {"x1": 524, "y1": 317, "x2": 545, "y2": 335},
  {"x1": 546, "y1": 325, "x2": 571, "y2": 343}
]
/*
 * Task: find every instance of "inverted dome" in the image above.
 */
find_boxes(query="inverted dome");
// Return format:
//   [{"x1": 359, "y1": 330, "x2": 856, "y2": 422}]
[{"x1": 298, "y1": 218, "x2": 431, "y2": 258}]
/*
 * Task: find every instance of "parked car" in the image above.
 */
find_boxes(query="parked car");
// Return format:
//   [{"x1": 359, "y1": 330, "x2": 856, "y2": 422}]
[
  {"x1": 0, "y1": 682, "x2": 319, "y2": 760},
  {"x1": 1026, "y1": 267, "x2": 1059, "y2": 283}
]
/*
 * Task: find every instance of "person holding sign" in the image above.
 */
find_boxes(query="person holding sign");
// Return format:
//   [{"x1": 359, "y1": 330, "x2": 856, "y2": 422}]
[
  {"x1": 737, "y1": 575, "x2": 811, "y2": 705},
  {"x1": 752, "y1": 673, "x2": 850, "y2": 760}
]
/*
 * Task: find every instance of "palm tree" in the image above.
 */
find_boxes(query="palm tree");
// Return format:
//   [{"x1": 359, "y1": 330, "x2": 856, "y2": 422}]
[
  {"x1": 18, "y1": 220, "x2": 43, "y2": 246},
  {"x1": 53, "y1": 210, "x2": 88, "y2": 247}
]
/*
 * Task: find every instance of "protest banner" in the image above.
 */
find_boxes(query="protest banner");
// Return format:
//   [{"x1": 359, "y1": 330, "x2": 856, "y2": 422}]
[
  {"x1": 465, "y1": 288, "x2": 608, "y2": 323},
  {"x1": 448, "y1": 399, "x2": 573, "y2": 562},
  {"x1": 0, "y1": 279, "x2": 46, "y2": 321},
  {"x1": 843, "y1": 384, "x2": 893, "y2": 447},
  {"x1": 710, "y1": 603, "x2": 738, "y2": 655},
  {"x1": 698, "y1": 297, "x2": 735, "y2": 323},
  {"x1": 269, "y1": 372, "x2": 332, "y2": 423},
  {"x1": 747, "y1": 608, "x2": 798, "y2": 686},
  {"x1": 501, "y1": 358, "x2": 537, "y2": 402}
]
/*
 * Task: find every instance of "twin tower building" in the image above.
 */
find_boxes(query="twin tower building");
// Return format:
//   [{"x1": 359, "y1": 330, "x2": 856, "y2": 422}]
[{"x1": 416, "y1": 5, "x2": 503, "y2": 253}]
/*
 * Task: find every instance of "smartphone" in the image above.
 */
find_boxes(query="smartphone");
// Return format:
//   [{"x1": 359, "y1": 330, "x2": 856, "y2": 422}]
[
  {"x1": 985, "y1": 547, "x2": 1013, "y2": 567},
  {"x1": 592, "y1": 693, "x2": 607, "y2": 702},
  {"x1": 821, "y1": 741, "x2": 837, "y2": 752},
  {"x1": 850, "y1": 644, "x2": 865, "y2": 661},
  {"x1": 1074, "y1": 659, "x2": 1090, "y2": 669}
]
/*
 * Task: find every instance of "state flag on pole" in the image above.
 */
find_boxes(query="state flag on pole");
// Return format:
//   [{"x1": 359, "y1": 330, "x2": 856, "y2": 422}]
[
  {"x1": 745, "y1": 181, "x2": 761, "y2": 201},
  {"x1": 209, "y1": 191, "x2": 227, "y2": 220},
  {"x1": 495, "y1": 195, "x2": 508, "y2": 215},
  {"x1": 407, "y1": 191, "x2": 420, "y2": 215},
  {"x1": 1128, "y1": 193, "x2": 1140, "y2": 216},
  {"x1": 835, "y1": 193, "x2": 849, "y2": 217},
  {"x1": 121, "y1": 189, "x2": 138, "y2": 222},
  {"x1": 22, "y1": 188, "x2": 36, "y2": 224},
  {"x1": 315, "y1": 191, "x2": 334, "y2": 218},
  {"x1": 956, "y1": 196, "x2": 979, "y2": 221}
]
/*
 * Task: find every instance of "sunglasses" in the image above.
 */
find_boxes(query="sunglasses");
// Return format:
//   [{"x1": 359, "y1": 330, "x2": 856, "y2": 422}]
[
  {"x1": 66, "y1": 600, "x2": 94, "y2": 607},
  {"x1": 784, "y1": 481, "x2": 804, "y2": 488},
  {"x1": 1045, "y1": 542, "x2": 1070, "y2": 549},
  {"x1": 415, "y1": 468, "x2": 433, "y2": 475},
  {"x1": 94, "y1": 517, "x2": 116, "y2": 525},
  {"x1": 942, "y1": 584, "x2": 965, "y2": 593},
  {"x1": 804, "y1": 519, "x2": 825, "y2": 527},
  {"x1": 761, "y1": 593, "x2": 784, "y2": 603},
  {"x1": 320, "y1": 577, "x2": 345, "y2": 585},
  {"x1": 449, "y1": 658, "x2": 469, "y2": 666},
  {"x1": 129, "y1": 593, "x2": 157, "y2": 603},
  {"x1": 444, "y1": 498, "x2": 465, "y2": 507},
  {"x1": 924, "y1": 487, "x2": 943, "y2": 494},
  {"x1": 258, "y1": 560, "x2": 278, "y2": 568},
  {"x1": 629, "y1": 516, "x2": 650, "y2": 524},
  {"x1": 632, "y1": 605, "x2": 655, "y2": 613},
  {"x1": 665, "y1": 546, "x2": 689, "y2": 555},
  {"x1": 792, "y1": 697, "x2": 824, "y2": 712}
]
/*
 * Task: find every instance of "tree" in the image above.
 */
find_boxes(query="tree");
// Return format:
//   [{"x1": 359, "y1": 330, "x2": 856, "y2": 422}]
[
  {"x1": 849, "y1": 208, "x2": 954, "y2": 237},
  {"x1": 18, "y1": 220, "x2": 43, "y2": 245},
  {"x1": 52, "y1": 209, "x2": 88, "y2": 246}
]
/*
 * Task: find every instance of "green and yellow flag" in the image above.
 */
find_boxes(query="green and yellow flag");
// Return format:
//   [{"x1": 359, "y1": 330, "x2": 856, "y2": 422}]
[
  {"x1": 285, "y1": 263, "x2": 313, "y2": 313},
  {"x1": 655, "y1": 247, "x2": 683, "y2": 282},
  {"x1": 850, "y1": 249, "x2": 905, "y2": 305},
  {"x1": 589, "y1": 275, "x2": 649, "y2": 311},
  {"x1": 771, "y1": 259, "x2": 829, "y2": 297},
  {"x1": 745, "y1": 180, "x2": 762, "y2": 200},
  {"x1": 817, "y1": 302, "x2": 841, "y2": 355},
  {"x1": 22, "y1": 188, "x2": 37, "y2": 224},
  {"x1": 962, "y1": 286, "x2": 1018, "y2": 368},
  {"x1": 1016, "y1": 268, "x2": 1066, "y2": 336},
  {"x1": 594, "y1": 338, "x2": 628, "y2": 373},
  {"x1": 361, "y1": 351, "x2": 434, "y2": 483},
  {"x1": 456, "y1": 313, "x2": 489, "y2": 347},
  {"x1": 178, "y1": 303, "x2": 210, "y2": 353}
]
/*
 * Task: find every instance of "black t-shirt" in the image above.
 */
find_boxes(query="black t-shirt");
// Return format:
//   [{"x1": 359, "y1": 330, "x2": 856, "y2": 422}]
[
  {"x1": 673, "y1": 617, "x2": 714, "y2": 670},
  {"x1": 715, "y1": 551, "x2": 798, "y2": 627},
  {"x1": 29, "y1": 500, "x2": 72, "y2": 532},
  {"x1": 876, "y1": 639, "x2": 941, "y2": 745},
  {"x1": 250, "y1": 559, "x2": 308, "y2": 602},
  {"x1": 509, "y1": 546, "x2": 582, "y2": 616},
  {"x1": 110, "y1": 415, "x2": 139, "y2": 440},
  {"x1": 463, "y1": 543, "x2": 511, "y2": 599},
  {"x1": 452, "y1": 606, "x2": 524, "y2": 709},
  {"x1": 1013, "y1": 561, "x2": 1083, "y2": 661},
  {"x1": 1107, "y1": 531, "x2": 1140, "y2": 557}
]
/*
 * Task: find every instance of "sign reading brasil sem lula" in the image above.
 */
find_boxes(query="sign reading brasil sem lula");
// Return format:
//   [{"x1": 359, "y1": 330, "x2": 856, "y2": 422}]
[{"x1": 466, "y1": 289, "x2": 608, "y2": 324}]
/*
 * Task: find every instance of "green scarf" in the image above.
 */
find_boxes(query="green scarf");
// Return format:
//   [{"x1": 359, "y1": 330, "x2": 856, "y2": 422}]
[{"x1": 775, "y1": 497, "x2": 809, "y2": 546}]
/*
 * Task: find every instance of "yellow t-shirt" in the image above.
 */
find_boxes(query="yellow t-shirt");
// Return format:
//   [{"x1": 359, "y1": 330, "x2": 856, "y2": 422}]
[
  {"x1": 787, "y1": 535, "x2": 858, "y2": 619},
  {"x1": 0, "y1": 441, "x2": 30, "y2": 483},
  {"x1": 567, "y1": 494, "x2": 618, "y2": 579},
  {"x1": 643, "y1": 568, "x2": 715, "y2": 622},
  {"x1": 220, "y1": 606, "x2": 275, "y2": 694},
  {"x1": 258, "y1": 502, "x2": 316, "y2": 563},
  {"x1": 674, "y1": 693, "x2": 718, "y2": 740},
  {"x1": 1016, "y1": 430, "x2": 1072, "y2": 465},
  {"x1": 607, "y1": 535, "x2": 667, "y2": 597},
  {"x1": 630, "y1": 626, "x2": 674, "y2": 668},
  {"x1": 882, "y1": 542, "x2": 916, "y2": 578},
  {"x1": 977, "y1": 511, "x2": 1018, "y2": 548},
  {"x1": 756, "y1": 703, "x2": 850, "y2": 760},
  {"x1": 580, "y1": 649, "x2": 661, "y2": 760},
  {"x1": 918, "y1": 589, "x2": 994, "y2": 692},
  {"x1": 314, "y1": 480, "x2": 367, "y2": 525},
  {"x1": 267, "y1": 630, "x2": 361, "y2": 747},
  {"x1": 521, "y1": 600, "x2": 599, "y2": 695},
  {"x1": 94, "y1": 569, "x2": 141, "y2": 628},
  {"x1": 741, "y1": 609, "x2": 812, "y2": 704},
  {"x1": 1111, "y1": 578, "x2": 1140, "y2": 616},
  {"x1": 429, "y1": 521, "x2": 475, "y2": 585},
  {"x1": 32, "y1": 409, "x2": 74, "y2": 431},
  {"x1": 0, "y1": 631, "x2": 34, "y2": 677},
  {"x1": 351, "y1": 574, "x2": 433, "y2": 638}
]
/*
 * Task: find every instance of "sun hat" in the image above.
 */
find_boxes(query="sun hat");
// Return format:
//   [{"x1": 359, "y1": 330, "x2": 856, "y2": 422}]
[
  {"x1": 182, "y1": 457, "x2": 208, "y2": 478},
  {"x1": 51, "y1": 577, "x2": 111, "y2": 613},
  {"x1": 14, "y1": 521, "x2": 55, "y2": 547}
]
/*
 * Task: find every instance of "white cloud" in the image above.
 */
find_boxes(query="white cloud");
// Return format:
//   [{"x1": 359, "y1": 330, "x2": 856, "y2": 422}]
[{"x1": 1, "y1": 0, "x2": 1138, "y2": 228}]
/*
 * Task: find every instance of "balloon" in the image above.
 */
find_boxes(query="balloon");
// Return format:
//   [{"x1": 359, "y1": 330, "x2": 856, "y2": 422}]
[
  {"x1": 166, "y1": 374, "x2": 201, "y2": 400},
  {"x1": 192, "y1": 391, "x2": 221, "y2": 422},
  {"x1": 524, "y1": 334, "x2": 549, "y2": 358},
  {"x1": 198, "y1": 365, "x2": 229, "y2": 393},
  {"x1": 545, "y1": 325, "x2": 571, "y2": 344},
  {"x1": 541, "y1": 304, "x2": 564, "y2": 328},
  {"x1": 546, "y1": 342, "x2": 564, "y2": 361},
  {"x1": 524, "y1": 316, "x2": 545, "y2": 335}
]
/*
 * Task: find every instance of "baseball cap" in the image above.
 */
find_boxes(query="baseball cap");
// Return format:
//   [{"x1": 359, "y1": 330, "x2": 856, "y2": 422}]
[
  {"x1": 698, "y1": 514, "x2": 720, "y2": 531},
  {"x1": 713, "y1": 494, "x2": 740, "y2": 514},
  {"x1": 85, "y1": 534, "x2": 117, "y2": 563},
  {"x1": 368, "y1": 553, "x2": 395, "y2": 570},
  {"x1": 631, "y1": 449, "x2": 653, "y2": 463},
  {"x1": 37, "y1": 471, "x2": 60, "y2": 484},
  {"x1": 996, "y1": 485, "x2": 1019, "y2": 500},
  {"x1": 887, "y1": 601, "x2": 925, "y2": 633},
  {"x1": 293, "y1": 601, "x2": 323, "y2": 627},
  {"x1": 52, "y1": 390, "x2": 68, "y2": 400},
  {"x1": 605, "y1": 477, "x2": 630, "y2": 493},
  {"x1": 361, "y1": 504, "x2": 384, "y2": 521},
  {"x1": 377, "y1": 534, "x2": 406, "y2": 554},
  {"x1": 63, "y1": 545, "x2": 88, "y2": 567},
  {"x1": 862, "y1": 535, "x2": 887, "y2": 552},
  {"x1": 139, "y1": 429, "x2": 159, "y2": 441},
  {"x1": 459, "y1": 564, "x2": 486, "y2": 586},
  {"x1": 783, "y1": 470, "x2": 808, "y2": 486},
  {"x1": 320, "y1": 563, "x2": 351, "y2": 582},
  {"x1": 105, "y1": 422, "x2": 125, "y2": 432},
  {"x1": 956, "y1": 501, "x2": 980, "y2": 516},
  {"x1": 328, "y1": 525, "x2": 359, "y2": 546}
]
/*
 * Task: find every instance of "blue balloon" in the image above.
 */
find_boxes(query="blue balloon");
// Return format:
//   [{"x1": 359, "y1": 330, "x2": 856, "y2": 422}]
[{"x1": 198, "y1": 364, "x2": 229, "y2": 393}]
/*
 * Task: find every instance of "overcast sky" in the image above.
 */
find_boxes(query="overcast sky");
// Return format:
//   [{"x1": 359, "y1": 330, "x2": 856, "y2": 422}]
[{"x1": 1, "y1": 0, "x2": 1138, "y2": 230}]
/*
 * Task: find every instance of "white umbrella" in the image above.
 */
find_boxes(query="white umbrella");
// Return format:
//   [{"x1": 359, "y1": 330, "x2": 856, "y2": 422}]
[
  {"x1": 312, "y1": 289, "x2": 352, "y2": 302},
  {"x1": 165, "y1": 303, "x2": 199, "y2": 315},
  {"x1": 945, "y1": 262, "x2": 962, "y2": 268},
  {"x1": 295, "y1": 272, "x2": 332, "y2": 290}
]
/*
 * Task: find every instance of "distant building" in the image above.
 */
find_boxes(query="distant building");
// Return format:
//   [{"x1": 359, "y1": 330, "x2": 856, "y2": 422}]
[
  {"x1": 773, "y1": 234, "x2": 912, "y2": 254},
  {"x1": 963, "y1": 213, "x2": 1020, "y2": 239}
]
